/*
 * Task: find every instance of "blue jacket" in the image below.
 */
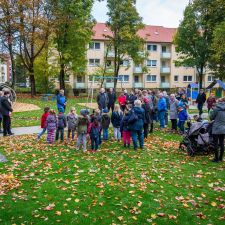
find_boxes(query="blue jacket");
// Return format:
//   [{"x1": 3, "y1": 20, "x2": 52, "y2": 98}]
[
  {"x1": 158, "y1": 98, "x2": 167, "y2": 112},
  {"x1": 120, "y1": 116, "x2": 130, "y2": 132},
  {"x1": 128, "y1": 94, "x2": 136, "y2": 108},
  {"x1": 179, "y1": 109, "x2": 188, "y2": 121},
  {"x1": 111, "y1": 111, "x2": 123, "y2": 128},
  {"x1": 57, "y1": 93, "x2": 66, "y2": 109},
  {"x1": 128, "y1": 107, "x2": 145, "y2": 131}
]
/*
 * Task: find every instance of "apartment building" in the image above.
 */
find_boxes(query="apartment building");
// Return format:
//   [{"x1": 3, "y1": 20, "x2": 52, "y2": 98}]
[
  {"x1": 0, "y1": 54, "x2": 11, "y2": 83},
  {"x1": 59, "y1": 23, "x2": 214, "y2": 91}
]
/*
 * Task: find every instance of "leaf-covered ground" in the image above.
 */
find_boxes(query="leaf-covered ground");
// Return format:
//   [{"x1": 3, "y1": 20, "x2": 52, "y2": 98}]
[{"x1": 0, "y1": 129, "x2": 224, "y2": 224}]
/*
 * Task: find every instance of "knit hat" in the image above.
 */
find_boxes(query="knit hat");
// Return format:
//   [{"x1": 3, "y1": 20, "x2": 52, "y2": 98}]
[
  {"x1": 143, "y1": 98, "x2": 149, "y2": 103},
  {"x1": 80, "y1": 109, "x2": 87, "y2": 117},
  {"x1": 4, "y1": 91, "x2": 10, "y2": 95},
  {"x1": 178, "y1": 102, "x2": 183, "y2": 107},
  {"x1": 103, "y1": 108, "x2": 109, "y2": 113},
  {"x1": 151, "y1": 91, "x2": 155, "y2": 95},
  {"x1": 59, "y1": 107, "x2": 64, "y2": 113},
  {"x1": 86, "y1": 108, "x2": 90, "y2": 115}
]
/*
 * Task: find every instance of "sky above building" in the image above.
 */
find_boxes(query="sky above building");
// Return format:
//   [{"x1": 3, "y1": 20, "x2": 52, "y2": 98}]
[{"x1": 92, "y1": 0, "x2": 190, "y2": 28}]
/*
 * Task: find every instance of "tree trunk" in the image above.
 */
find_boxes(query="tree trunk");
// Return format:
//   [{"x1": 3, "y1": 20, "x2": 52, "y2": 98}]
[
  {"x1": 8, "y1": 43, "x2": 16, "y2": 89},
  {"x1": 30, "y1": 73, "x2": 36, "y2": 97},
  {"x1": 60, "y1": 63, "x2": 65, "y2": 90},
  {"x1": 114, "y1": 46, "x2": 118, "y2": 90},
  {"x1": 199, "y1": 64, "x2": 204, "y2": 90}
]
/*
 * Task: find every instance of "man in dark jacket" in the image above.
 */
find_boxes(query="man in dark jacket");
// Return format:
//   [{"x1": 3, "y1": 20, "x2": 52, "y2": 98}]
[
  {"x1": 127, "y1": 90, "x2": 136, "y2": 108},
  {"x1": 107, "y1": 88, "x2": 116, "y2": 112},
  {"x1": 1, "y1": 91, "x2": 13, "y2": 136},
  {"x1": 124, "y1": 90, "x2": 129, "y2": 102},
  {"x1": 97, "y1": 88, "x2": 109, "y2": 112},
  {"x1": 196, "y1": 89, "x2": 206, "y2": 116},
  {"x1": 176, "y1": 88, "x2": 184, "y2": 101}
]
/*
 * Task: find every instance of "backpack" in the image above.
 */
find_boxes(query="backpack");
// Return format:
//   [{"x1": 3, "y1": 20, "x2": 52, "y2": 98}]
[
  {"x1": 90, "y1": 125, "x2": 99, "y2": 139},
  {"x1": 128, "y1": 109, "x2": 138, "y2": 124}
]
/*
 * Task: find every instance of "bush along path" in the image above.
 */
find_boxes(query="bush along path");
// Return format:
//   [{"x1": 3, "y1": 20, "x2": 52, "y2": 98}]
[{"x1": 0, "y1": 129, "x2": 224, "y2": 224}]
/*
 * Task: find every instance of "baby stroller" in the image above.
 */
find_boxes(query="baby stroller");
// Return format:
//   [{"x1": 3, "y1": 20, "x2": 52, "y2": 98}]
[{"x1": 179, "y1": 121, "x2": 214, "y2": 157}]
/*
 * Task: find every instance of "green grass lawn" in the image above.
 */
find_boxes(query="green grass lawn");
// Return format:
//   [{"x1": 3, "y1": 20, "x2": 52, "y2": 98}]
[{"x1": 0, "y1": 129, "x2": 224, "y2": 224}]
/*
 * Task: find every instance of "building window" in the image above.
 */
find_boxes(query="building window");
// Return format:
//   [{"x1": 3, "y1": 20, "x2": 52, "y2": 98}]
[
  {"x1": 106, "y1": 60, "x2": 112, "y2": 67},
  {"x1": 147, "y1": 60, "x2": 157, "y2": 67},
  {"x1": 174, "y1": 75, "x2": 179, "y2": 82},
  {"x1": 183, "y1": 75, "x2": 193, "y2": 82},
  {"x1": 147, "y1": 44, "x2": 158, "y2": 52},
  {"x1": 134, "y1": 76, "x2": 139, "y2": 83},
  {"x1": 77, "y1": 76, "x2": 82, "y2": 83},
  {"x1": 146, "y1": 75, "x2": 157, "y2": 82},
  {"x1": 89, "y1": 58, "x2": 100, "y2": 66},
  {"x1": 119, "y1": 75, "x2": 130, "y2": 82},
  {"x1": 57, "y1": 74, "x2": 70, "y2": 82},
  {"x1": 119, "y1": 60, "x2": 130, "y2": 67},
  {"x1": 207, "y1": 75, "x2": 214, "y2": 82},
  {"x1": 174, "y1": 62, "x2": 179, "y2": 68},
  {"x1": 89, "y1": 42, "x2": 101, "y2": 50}
]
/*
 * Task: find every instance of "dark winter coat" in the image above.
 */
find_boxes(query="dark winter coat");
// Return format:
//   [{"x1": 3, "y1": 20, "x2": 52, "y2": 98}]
[
  {"x1": 67, "y1": 113, "x2": 78, "y2": 130},
  {"x1": 45, "y1": 115, "x2": 58, "y2": 130},
  {"x1": 128, "y1": 94, "x2": 136, "y2": 108},
  {"x1": 142, "y1": 103, "x2": 152, "y2": 124},
  {"x1": 107, "y1": 92, "x2": 116, "y2": 106},
  {"x1": 196, "y1": 93, "x2": 206, "y2": 104},
  {"x1": 145, "y1": 94, "x2": 154, "y2": 109},
  {"x1": 97, "y1": 92, "x2": 109, "y2": 108},
  {"x1": 210, "y1": 102, "x2": 225, "y2": 134},
  {"x1": 102, "y1": 113, "x2": 110, "y2": 129},
  {"x1": 207, "y1": 97, "x2": 216, "y2": 109},
  {"x1": 120, "y1": 116, "x2": 130, "y2": 132},
  {"x1": 124, "y1": 93, "x2": 130, "y2": 102},
  {"x1": 96, "y1": 114, "x2": 102, "y2": 129},
  {"x1": 128, "y1": 107, "x2": 145, "y2": 131},
  {"x1": 176, "y1": 92, "x2": 184, "y2": 101},
  {"x1": 74, "y1": 115, "x2": 89, "y2": 134},
  {"x1": 57, "y1": 113, "x2": 67, "y2": 129},
  {"x1": 111, "y1": 111, "x2": 123, "y2": 128},
  {"x1": 0, "y1": 97, "x2": 2, "y2": 118},
  {"x1": 0, "y1": 96, "x2": 13, "y2": 116}
]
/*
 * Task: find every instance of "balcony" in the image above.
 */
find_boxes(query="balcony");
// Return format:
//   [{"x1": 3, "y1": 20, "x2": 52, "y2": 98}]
[
  {"x1": 133, "y1": 83, "x2": 143, "y2": 88},
  {"x1": 196, "y1": 68, "x2": 206, "y2": 74},
  {"x1": 74, "y1": 83, "x2": 85, "y2": 89},
  {"x1": 160, "y1": 67, "x2": 171, "y2": 73},
  {"x1": 104, "y1": 51, "x2": 115, "y2": 57},
  {"x1": 133, "y1": 67, "x2": 143, "y2": 73},
  {"x1": 160, "y1": 52, "x2": 171, "y2": 59},
  {"x1": 160, "y1": 83, "x2": 171, "y2": 88},
  {"x1": 104, "y1": 83, "x2": 114, "y2": 89}
]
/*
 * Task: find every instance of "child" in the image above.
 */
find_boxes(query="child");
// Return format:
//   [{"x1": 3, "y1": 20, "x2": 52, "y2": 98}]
[
  {"x1": 75, "y1": 109, "x2": 89, "y2": 152},
  {"x1": 102, "y1": 108, "x2": 110, "y2": 140},
  {"x1": 56, "y1": 107, "x2": 66, "y2": 142},
  {"x1": 89, "y1": 109, "x2": 96, "y2": 123},
  {"x1": 209, "y1": 103, "x2": 216, "y2": 116},
  {"x1": 120, "y1": 111, "x2": 131, "y2": 148},
  {"x1": 193, "y1": 115, "x2": 202, "y2": 122},
  {"x1": 180, "y1": 94, "x2": 189, "y2": 113},
  {"x1": 127, "y1": 104, "x2": 132, "y2": 112},
  {"x1": 95, "y1": 109, "x2": 102, "y2": 145},
  {"x1": 46, "y1": 109, "x2": 58, "y2": 144},
  {"x1": 67, "y1": 107, "x2": 78, "y2": 140},
  {"x1": 36, "y1": 106, "x2": 50, "y2": 142},
  {"x1": 177, "y1": 106, "x2": 188, "y2": 134},
  {"x1": 111, "y1": 104, "x2": 123, "y2": 142},
  {"x1": 88, "y1": 115, "x2": 100, "y2": 151}
]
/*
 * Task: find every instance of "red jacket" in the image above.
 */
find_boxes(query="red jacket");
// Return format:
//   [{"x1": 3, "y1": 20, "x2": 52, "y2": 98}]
[
  {"x1": 207, "y1": 97, "x2": 216, "y2": 109},
  {"x1": 118, "y1": 95, "x2": 126, "y2": 106},
  {"x1": 41, "y1": 112, "x2": 49, "y2": 128}
]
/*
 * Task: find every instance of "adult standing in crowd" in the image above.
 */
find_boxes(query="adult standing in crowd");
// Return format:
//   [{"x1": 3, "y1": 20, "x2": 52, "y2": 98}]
[
  {"x1": 169, "y1": 94, "x2": 179, "y2": 133},
  {"x1": 158, "y1": 93, "x2": 167, "y2": 129},
  {"x1": 0, "y1": 91, "x2": 2, "y2": 133},
  {"x1": 124, "y1": 90, "x2": 129, "y2": 101},
  {"x1": 163, "y1": 91, "x2": 170, "y2": 127},
  {"x1": 137, "y1": 90, "x2": 143, "y2": 101},
  {"x1": 196, "y1": 89, "x2": 206, "y2": 116},
  {"x1": 128, "y1": 100, "x2": 145, "y2": 150},
  {"x1": 207, "y1": 93, "x2": 216, "y2": 114},
  {"x1": 210, "y1": 97, "x2": 225, "y2": 163},
  {"x1": 97, "y1": 88, "x2": 109, "y2": 112},
  {"x1": 118, "y1": 91, "x2": 126, "y2": 112},
  {"x1": 142, "y1": 98, "x2": 153, "y2": 139},
  {"x1": 176, "y1": 88, "x2": 184, "y2": 101},
  {"x1": 107, "y1": 88, "x2": 116, "y2": 112},
  {"x1": 1, "y1": 91, "x2": 13, "y2": 136},
  {"x1": 127, "y1": 90, "x2": 136, "y2": 108},
  {"x1": 57, "y1": 89, "x2": 67, "y2": 111},
  {"x1": 134, "y1": 89, "x2": 139, "y2": 99}
]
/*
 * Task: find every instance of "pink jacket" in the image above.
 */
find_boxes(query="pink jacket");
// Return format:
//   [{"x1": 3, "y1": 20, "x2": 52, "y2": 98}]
[{"x1": 88, "y1": 123, "x2": 100, "y2": 133}]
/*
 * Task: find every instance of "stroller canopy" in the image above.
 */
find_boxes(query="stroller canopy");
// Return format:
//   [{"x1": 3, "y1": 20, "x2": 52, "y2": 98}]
[{"x1": 189, "y1": 122, "x2": 205, "y2": 136}]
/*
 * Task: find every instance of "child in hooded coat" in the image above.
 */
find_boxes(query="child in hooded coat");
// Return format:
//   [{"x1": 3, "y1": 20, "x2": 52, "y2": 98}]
[
  {"x1": 67, "y1": 107, "x2": 78, "y2": 140},
  {"x1": 46, "y1": 109, "x2": 58, "y2": 144},
  {"x1": 102, "y1": 108, "x2": 110, "y2": 140},
  {"x1": 120, "y1": 111, "x2": 131, "y2": 148},
  {"x1": 56, "y1": 107, "x2": 66, "y2": 142}
]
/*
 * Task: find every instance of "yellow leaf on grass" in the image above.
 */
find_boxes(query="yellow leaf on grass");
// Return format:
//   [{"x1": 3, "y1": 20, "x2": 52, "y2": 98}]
[
  {"x1": 75, "y1": 199, "x2": 80, "y2": 203},
  {"x1": 211, "y1": 202, "x2": 217, "y2": 207},
  {"x1": 132, "y1": 216, "x2": 138, "y2": 220},
  {"x1": 117, "y1": 216, "x2": 123, "y2": 221},
  {"x1": 55, "y1": 211, "x2": 61, "y2": 216}
]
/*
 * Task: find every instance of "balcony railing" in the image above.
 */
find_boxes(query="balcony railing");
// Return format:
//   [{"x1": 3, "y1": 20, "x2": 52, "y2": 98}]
[
  {"x1": 104, "y1": 51, "x2": 115, "y2": 57},
  {"x1": 133, "y1": 67, "x2": 143, "y2": 73},
  {"x1": 160, "y1": 67, "x2": 171, "y2": 73},
  {"x1": 133, "y1": 83, "x2": 143, "y2": 88},
  {"x1": 160, "y1": 83, "x2": 171, "y2": 88},
  {"x1": 160, "y1": 53, "x2": 171, "y2": 59},
  {"x1": 104, "y1": 83, "x2": 114, "y2": 88},
  {"x1": 74, "y1": 83, "x2": 85, "y2": 89}
]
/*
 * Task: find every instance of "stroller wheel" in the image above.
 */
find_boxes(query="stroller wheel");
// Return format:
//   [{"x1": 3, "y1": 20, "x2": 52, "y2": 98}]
[
  {"x1": 187, "y1": 144, "x2": 194, "y2": 157},
  {"x1": 179, "y1": 142, "x2": 185, "y2": 152}
]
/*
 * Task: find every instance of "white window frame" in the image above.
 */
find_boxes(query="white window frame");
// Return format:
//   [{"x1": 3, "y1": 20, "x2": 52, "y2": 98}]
[
  {"x1": 89, "y1": 42, "x2": 101, "y2": 50},
  {"x1": 57, "y1": 74, "x2": 70, "y2": 83},
  {"x1": 77, "y1": 76, "x2": 82, "y2": 83},
  {"x1": 146, "y1": 60, "x2": 157, "y2": 67},
  {"x1": 183, "y1": 75, "x2": 193, "y2": 82},
  {"x1": 207, "y1": 75, "x2": 214, "y2": 82},
  {"x1": 146, "y1": 75, "x2": 157, "y2": 82},
  {"x1": 147, "y1": 44, "x2": 158, "y2": 52},
  {"x1": 119, "y1": 60, "x2": 130, "y2": 67},
  {"x1": 88, "y1": 58, "x2": 101, "y2": 66},
  {"x1": 118, "y1": 75, "x2": 130, "y2": 83},
  {"x1": 174, "y1": 75, "x2": 179, "y2": 82},
  {"x1": 134, "y1": 75, "x2": 139, "y2": 83}
]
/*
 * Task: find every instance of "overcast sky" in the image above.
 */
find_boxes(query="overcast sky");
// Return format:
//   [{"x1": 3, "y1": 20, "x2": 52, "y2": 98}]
[{"x1": 92, "y1": 0, "x2": 190, "y2": 28}]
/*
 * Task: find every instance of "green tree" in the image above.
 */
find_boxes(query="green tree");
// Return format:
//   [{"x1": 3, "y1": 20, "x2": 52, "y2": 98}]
[
  {"x1": 14, "y1": 56, "x2": 27, "y2": 84},
  {"x1": 50, "y1": 0, "x2": 95, "y2": 92},
  {"x1": 105, "y1": 0, "x2": 149, "y2": 89}
]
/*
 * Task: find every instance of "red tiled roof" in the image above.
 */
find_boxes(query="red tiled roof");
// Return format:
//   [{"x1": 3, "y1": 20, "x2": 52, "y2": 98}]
[{"x1": 92, "y1": 23, "x2": 176, "y2": 43}]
